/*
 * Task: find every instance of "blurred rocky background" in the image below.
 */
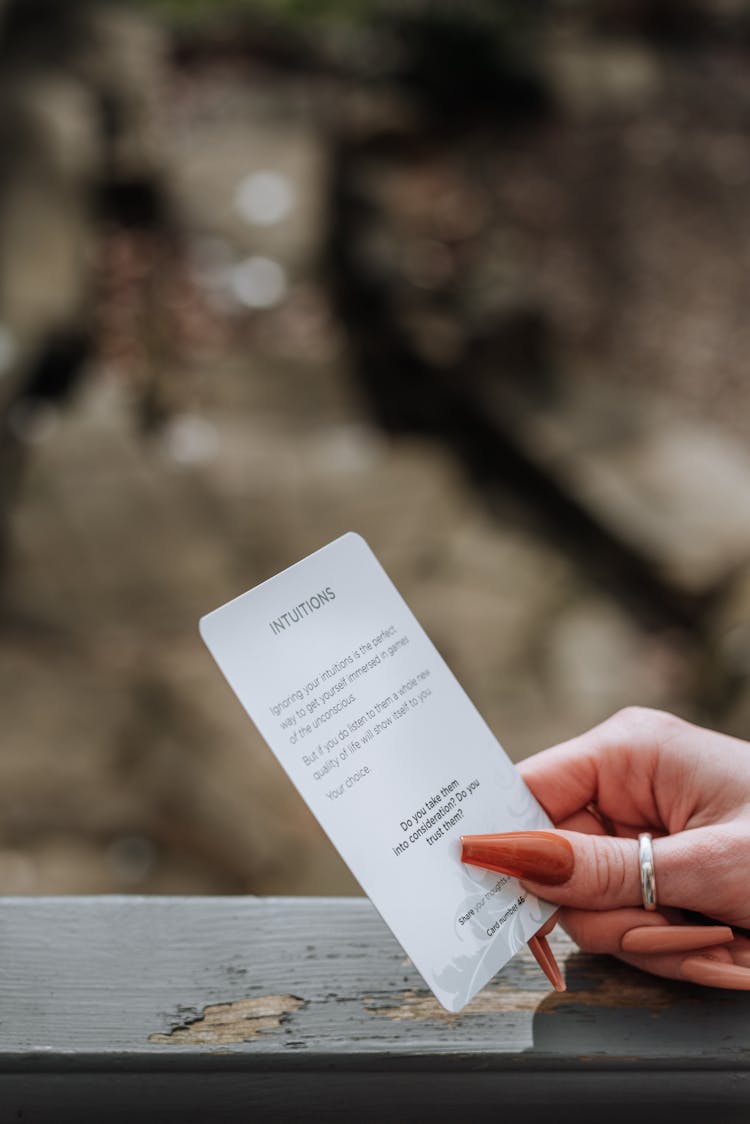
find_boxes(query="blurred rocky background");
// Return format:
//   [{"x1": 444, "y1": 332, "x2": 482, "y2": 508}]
[{"x1": 3, "y1": 0, "x2": 750, "y2": 896}]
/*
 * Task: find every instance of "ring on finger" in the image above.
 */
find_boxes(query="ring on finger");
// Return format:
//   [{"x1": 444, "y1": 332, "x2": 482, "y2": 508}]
[{"x1": 638, "y1": 832, "x2": 658, "y2": 911}]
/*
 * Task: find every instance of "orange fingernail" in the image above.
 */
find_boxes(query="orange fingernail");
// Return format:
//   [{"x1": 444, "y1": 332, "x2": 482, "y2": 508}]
[
  {"x1": 621, "y1": 925, "x2": 734, "y2": 954},
  {"x1": 681, "y1": 956, "x2": 750, "y2": 990},
  {"x1": 528, "y1": 933, "x2": 566, "y2": 992},
  {"x1": 460, "y1": 832, "x2": 574, "y2": 886}
]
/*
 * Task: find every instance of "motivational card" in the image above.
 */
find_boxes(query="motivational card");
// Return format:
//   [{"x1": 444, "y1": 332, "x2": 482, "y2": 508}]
[{"x1": 200, "y1": 532, "x2": 555, "y2": 1012}]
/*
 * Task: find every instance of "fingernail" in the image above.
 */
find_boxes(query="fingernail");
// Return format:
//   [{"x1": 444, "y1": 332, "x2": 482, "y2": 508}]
[
  {"x1": 681, "y1": 956, "x2": 750, "y2": 990},
  {"x1": 528, "y1": 933, "x2": 566, "y2": 992},
  {"x1": 460, "y1": 832, "x2": 574, "y2": 886},
  {"x1": 621, "y1": 925, "x2": 734, "y2": 954}
]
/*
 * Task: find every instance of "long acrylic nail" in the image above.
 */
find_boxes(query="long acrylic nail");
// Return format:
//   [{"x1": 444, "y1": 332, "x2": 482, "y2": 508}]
[
  {"x1": 460, "y1": 832, "x2": 574, "y2": 886},
  {"x1": 681, "y1": 956, "x2": 750, "y2": 990},
  {"x1": 528, "y1": 934, "x2": 566, "y2": 992},
  {"x1": 621, "y1": 925, "x2": 734, "y2": 954}
]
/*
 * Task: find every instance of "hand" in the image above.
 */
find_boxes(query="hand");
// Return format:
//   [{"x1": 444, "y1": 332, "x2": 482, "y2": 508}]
[{"x1": 464, "y1": 707, "x2": 750, "y2": 988}]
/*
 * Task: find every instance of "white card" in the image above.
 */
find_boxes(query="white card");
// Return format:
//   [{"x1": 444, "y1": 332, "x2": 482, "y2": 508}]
[{"x1": 200, "y1": 532, "x2": 554, "y2": 1012}]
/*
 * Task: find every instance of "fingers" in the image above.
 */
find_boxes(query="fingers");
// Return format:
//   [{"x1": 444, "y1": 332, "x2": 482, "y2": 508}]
[
  {"x1": 558, "y1": 908, "x2": 750, "y2": 989},
  {"x1": 519, "y1": 830, "x2": 641, "y2": 909},
  {"x1": 518, "y1": 732, "x2": 601, "y2": 825},
  {"x1": 679, "y1": 956, "x2": 750, "y2": 989},
  {"x1": 518, "y1": 706, "x2": 672, "y2": 824},
  {"x1": 558, "y1": 906, "x2": 734, "y2": 956},
  {"x1": 462, "y1": 828, "x2": 640, "y2": 909},
  {"x1": 462, "y1": 824, "x2": 750, "y2": 923},
  {"x1": 619, "y1": 945, "x2": 750, "y2": 989},
  {"x1": 521, "y1": 707, "x2": 750, "y2": 840}
]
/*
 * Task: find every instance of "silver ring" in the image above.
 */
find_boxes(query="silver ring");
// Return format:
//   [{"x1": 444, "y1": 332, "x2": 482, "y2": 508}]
[{"x1": 638, "y1": 832, "x2": 657, "y2": 911}]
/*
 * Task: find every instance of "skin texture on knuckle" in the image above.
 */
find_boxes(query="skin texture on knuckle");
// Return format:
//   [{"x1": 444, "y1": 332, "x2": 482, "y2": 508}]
[
  {"x1": 591, "y1": 837, "x2": 631, "y2": 907},
  {"x1": 605, "y1": 706, "x2": 686, "y2": 750},
  {"x1": 609, "y1": 705, "x2": 656, "y2": 727}
]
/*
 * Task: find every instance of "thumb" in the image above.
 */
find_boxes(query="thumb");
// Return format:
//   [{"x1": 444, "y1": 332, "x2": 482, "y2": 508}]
[{"x1": 460, "y1": 827, "x2": 742, "y2": 915}]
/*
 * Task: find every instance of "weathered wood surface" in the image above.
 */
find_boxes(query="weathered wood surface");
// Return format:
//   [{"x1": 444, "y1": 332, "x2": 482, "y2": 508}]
[{"x1": 1, "y1": 896, "x2": 749, "y2": 1123}]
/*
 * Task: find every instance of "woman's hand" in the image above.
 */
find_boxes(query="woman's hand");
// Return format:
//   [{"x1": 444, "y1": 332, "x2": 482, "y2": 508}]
[{"x1": 465, "y1": 707, "x2": 750, "y2": 988}]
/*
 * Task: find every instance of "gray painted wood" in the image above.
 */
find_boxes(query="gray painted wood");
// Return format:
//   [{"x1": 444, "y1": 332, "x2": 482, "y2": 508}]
[{"x1": 1, "y1": 896, "x2": 749, "y2": 1122}]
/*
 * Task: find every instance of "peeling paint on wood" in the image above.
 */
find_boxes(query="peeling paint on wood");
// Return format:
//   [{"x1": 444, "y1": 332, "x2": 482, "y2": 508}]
[
  {"x1": 2, "y1": 896, "x2": 749, "y2": 1069},
  {"x1": 363, "y1": 949, "x2": 683, "y2": 1022},
  {"x1": 363, "y1": 971, "x2": 681, "y2": 1023},
  {"x1": 363, "y1": 986, "x2": 547, "y2": 1021},
  {"x1": 149, "y1": 995, "x2": 305, "y2": 1045}
]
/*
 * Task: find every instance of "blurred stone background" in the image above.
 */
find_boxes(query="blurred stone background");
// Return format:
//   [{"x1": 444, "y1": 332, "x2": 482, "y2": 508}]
[{"x1": 2, "y1": 0, "x2": 750, "y2": 896}]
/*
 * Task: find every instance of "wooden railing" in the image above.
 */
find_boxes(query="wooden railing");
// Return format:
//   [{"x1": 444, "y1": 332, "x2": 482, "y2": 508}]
[{"x1": 1, "y1": 897, "x2": 748, "y2": 1122}]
